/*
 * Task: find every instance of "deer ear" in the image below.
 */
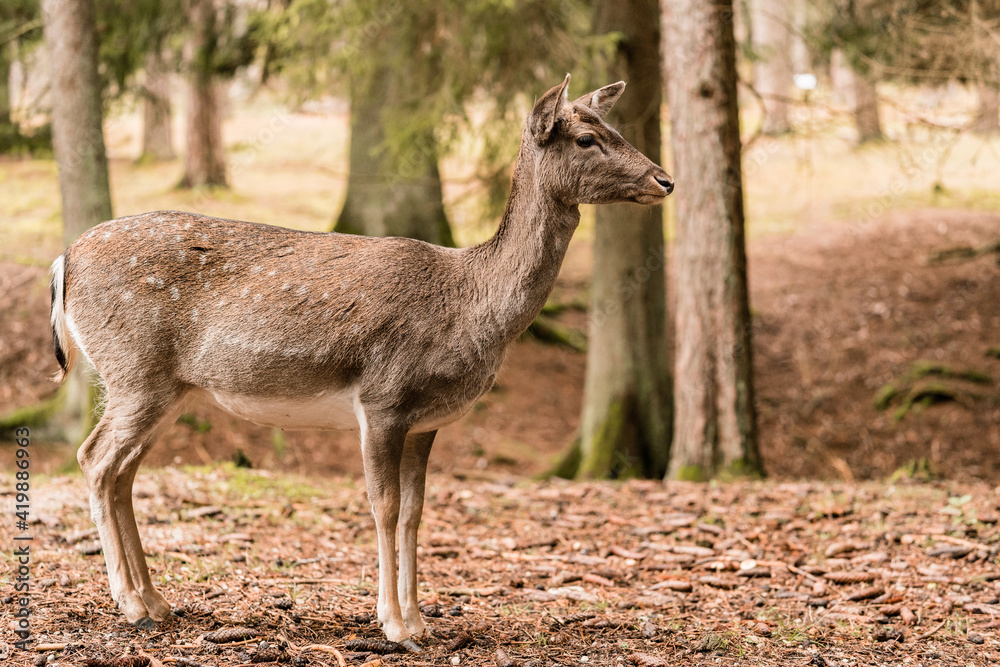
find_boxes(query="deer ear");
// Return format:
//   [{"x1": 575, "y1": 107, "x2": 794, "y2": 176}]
[
  {"x1": 574, "y1": 81, "x2": 626, "y2": 119},
  {"x1": 530, "y1": 73, "x2": 571, "y2": 142}
]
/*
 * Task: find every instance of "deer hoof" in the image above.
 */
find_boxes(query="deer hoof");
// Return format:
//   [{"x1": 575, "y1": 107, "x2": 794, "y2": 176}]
[
  {"x1": 133, "y1": 616, "x2": 157, "y2": 631},
  {"x1": 401, "y1": 638, "x2": 422, "y2": 653}
]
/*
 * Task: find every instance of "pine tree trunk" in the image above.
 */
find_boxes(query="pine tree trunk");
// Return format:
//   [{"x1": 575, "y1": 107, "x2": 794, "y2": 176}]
[
  {"x1": 180, "y1": 0, "x2": 227, "y2": 188},
  {"x1": 829, "y1": 48, "x2": 854, "y2": 108},
  {"x1": 750, "y1": 0, "x2": 792, "y2": 135},
  {"x1": 0, "y1": 44, "x2": 13, "y2": 151},
  {"x1": 42, "y1": 0, "x2": 113, "y2": 444},
  {"x1": 574, "y1": 0, "x2": 671, "y2": 480},
  {"x1": 853, "y1": 69, "x2": 883, "y2": 143},
  {"x1": 141, "y1": 48, "x2": 176, "y2": 161},
  {"x1": 664, "y1": 0, "x2": 762, "y2": 481},
  {"x1": 974, "y1": 84, "x2": 999, "y2": 135},
  {"x1": 334, "y1": 65, "x2": 453, "y2": 245},
  {"x1": 42, "y1": 0, "x2": 113, "y2": 244}
]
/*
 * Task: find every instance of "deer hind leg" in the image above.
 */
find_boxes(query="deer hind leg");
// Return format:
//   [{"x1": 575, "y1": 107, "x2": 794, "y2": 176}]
[
  {"x1": 356, "y1": 409, "x2": 417, "y2": 647},
  {"x1": 78, "y1": 389, "x2": 185, "y2": 627},
  {"x1": 397, "y1": 430, "x2": 436, "y2": 638}
]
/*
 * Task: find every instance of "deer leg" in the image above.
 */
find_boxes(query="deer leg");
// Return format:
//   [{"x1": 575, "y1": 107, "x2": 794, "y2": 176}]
[
  {"x1": 112, "y1": 396, "x2": 186, "y2": 622},
  {"x1": 397, "y1": 430, "x2": 435, "y2": 637},
  {"x1": 78, "y1": 391, "x2": 182, "y2": 627},
  {"x1": 77, "y1": 413, "x2": 145, "y2": 621},
  {"x1": 358, "y1": 413, "x2": 414, "y2": 646}
]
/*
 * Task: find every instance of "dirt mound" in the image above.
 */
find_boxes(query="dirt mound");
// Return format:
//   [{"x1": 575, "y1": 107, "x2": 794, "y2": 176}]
[
  {"x1": 751, "y1": 209, "x2": 1000, "y2": 481},
  {"x1": 2, "y1": 208, "x2": 999, "y2": 481}
]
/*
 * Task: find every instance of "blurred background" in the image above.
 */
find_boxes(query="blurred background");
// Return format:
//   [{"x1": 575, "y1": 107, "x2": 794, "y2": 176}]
[{"x1": 1, "y1": 0, "x2": 999, "y2": 483}]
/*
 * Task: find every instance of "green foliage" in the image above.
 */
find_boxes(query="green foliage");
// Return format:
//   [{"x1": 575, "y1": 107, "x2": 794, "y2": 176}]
[
  {"x1": 232, "y1": 448, "x2": 254, "y2": 469},
  {"x1": 177, "y1": 412, "x2": 213, "y2": 433},
  {"x1": 889, "y1": 457, "x2": 937, "y2": 482},
  {"x1": 93, "y1": 0, "x2": 259, "y2": 106},
  {"x1": 0, "y1": 0, "x2": 42, "y2": 47},
  {"x1": 0, "y1": 121, "x2": 51, "y2": 156},
  {"x1": 271, "y1": 428, "x2": 287, "y2": 458},
  {"x1": 94, "y1": 0, "x2": 185, "y2": 99},
  {"x1": 257, "y1": 0, "x2": 605, "y2": 214},
  {"x1": 0, "y1": 0, "x2": 45, "y2": 155},
  {"x1": 810, "y1": 1, "x2": 1000, "y2": 84}
]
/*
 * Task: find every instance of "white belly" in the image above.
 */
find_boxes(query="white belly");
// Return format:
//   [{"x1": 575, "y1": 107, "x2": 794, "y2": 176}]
[{"x1": 207, "y1": 387, "x2": 359, "y2": 430}]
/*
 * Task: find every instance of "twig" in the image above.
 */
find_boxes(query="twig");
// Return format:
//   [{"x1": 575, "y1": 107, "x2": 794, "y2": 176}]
[
  {"x1": 934, "y1": 535, "x2": 985, "y2": 550},
  {"x1": 913, "y1": 618, "x2": 949, "y2": 642},
  {"x1": 34, "y1": 644, "x2": 68, "y2": 652},
  {"x1": 301, "y1": 645, "x2": 348, "y2": 667}
]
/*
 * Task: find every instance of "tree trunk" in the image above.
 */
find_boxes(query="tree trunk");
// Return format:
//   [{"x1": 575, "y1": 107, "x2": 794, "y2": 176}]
[
  {"x1": 853, "y1": 69, "x2": 883, "y2": 143},
  {"x1": 42, "y1": 0, "x2": 113, "y2": 444},
  {"x1": 0, "y1": 43, "x2": 14, "y2": 152},
  {"x1": 750, "y1": 0, "x2": 793, "y2": 135},
  {"x1": 141, "y1": 48, "x2": 176, "y2": 161},
  {"x1": 334, "y1": 65, "x2": 453, "y2": 245},
  {"x1": 42, "y1": 0, "x2": 113, "y2": 244},
  {"x1": 664, "y1": 0, "x2": 762, "y2": 481},
  {"x1": 974, "y1": 84, "x2": 999, "y2": 135},
  {"x1": 572, "y1": 0, "x2": 671, "y2": 479},
  {"x1": 180, "y1": 0, "x2": 227, "y2": 188},
  {"x1": 829, "y1": 48, "x2": 854, "y2": 108}
]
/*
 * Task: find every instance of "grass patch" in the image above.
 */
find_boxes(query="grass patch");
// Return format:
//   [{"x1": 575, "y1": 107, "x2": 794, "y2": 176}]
[{"x1": 183, "y1": 462, "x2": 331, "y2": 503}]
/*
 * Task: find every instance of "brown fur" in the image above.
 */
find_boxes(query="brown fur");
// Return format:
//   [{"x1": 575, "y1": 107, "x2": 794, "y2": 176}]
[{"x1": 50, "y1": 75, "x2": 672, "y2": 646}]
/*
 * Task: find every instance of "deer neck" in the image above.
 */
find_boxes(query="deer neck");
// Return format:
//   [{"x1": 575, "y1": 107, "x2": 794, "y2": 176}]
[{"x1": 467, "y1": 143, "x2": 580, "y2": 346}]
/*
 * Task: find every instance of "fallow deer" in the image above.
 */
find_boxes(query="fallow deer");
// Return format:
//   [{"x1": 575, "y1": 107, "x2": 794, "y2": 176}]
[{"x1": 49, "y1": 75, "x2": 673, "y2": 650}]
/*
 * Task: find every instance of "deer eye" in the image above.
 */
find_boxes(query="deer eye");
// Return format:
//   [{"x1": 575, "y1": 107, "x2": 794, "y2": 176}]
[{"x1": 576, "y1": 134, "x2": 595, "y2": 148}]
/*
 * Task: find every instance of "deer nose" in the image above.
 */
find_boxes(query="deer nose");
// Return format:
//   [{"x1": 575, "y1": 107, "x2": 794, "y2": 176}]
[{"x1": 655, "y1": 175, "x2": 674, "y2": 195}]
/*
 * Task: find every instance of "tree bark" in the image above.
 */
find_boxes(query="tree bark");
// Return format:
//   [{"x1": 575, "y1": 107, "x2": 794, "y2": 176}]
[
  {"x1": 974, "y1": 84, "x2": 999, "y2": 135},
  {"x1": 853, "y1": 69, "x2": 883, "y2": 143},
  {"x1": 750, "y1": 0, "x2": 793, "y2": 135},
  {"x1": 829, "y1": 48, "x2": 854, "y2": 108},
  {"x1": 334, "y1": 64, "x2": 453, "y2": 245},
  {"x1": 42, "y1": 0, "x2": 113, "y2": 244},
  {"x1": 0, "y1": 43, "x2": 14, "y2": 152},
  {"x1": 573, "y1": 0, "x2": 671, "y2": 479},
  {"x1": 180, "y1": 0, "x2": 227, "y2": 188},
  {"x1": 141, "y1": 48, "x2": 176, "y2": 161},
  {"x1": 664, "y1": 0, "x2": 762, "y2": 480},
  {"x1": 42, "y1": 0, "x2": 113, "y2": 443}
]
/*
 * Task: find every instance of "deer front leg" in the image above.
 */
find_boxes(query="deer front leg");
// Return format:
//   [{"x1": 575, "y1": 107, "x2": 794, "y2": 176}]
[
  {"x1": 398, "y1": 430, "x2": 436, "y2": 638},
  {"x1": 358, "y1": 415, "x2": 419, "y2": 649}
]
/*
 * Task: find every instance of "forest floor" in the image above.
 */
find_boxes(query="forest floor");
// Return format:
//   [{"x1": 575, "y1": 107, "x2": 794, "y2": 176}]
[{"x1": 1, "y1": 466, "x2": 998, "y2": 666}]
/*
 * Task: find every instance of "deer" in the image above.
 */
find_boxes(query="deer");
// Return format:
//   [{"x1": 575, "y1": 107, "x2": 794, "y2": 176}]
[{"x1": 49, "y1": 74, "x2": 673, "y2": 650}]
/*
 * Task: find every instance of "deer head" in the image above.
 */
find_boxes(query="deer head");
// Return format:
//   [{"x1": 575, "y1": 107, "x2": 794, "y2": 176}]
[{"x1": 527, "y1": 74, "x2": 673, "y2": 207}]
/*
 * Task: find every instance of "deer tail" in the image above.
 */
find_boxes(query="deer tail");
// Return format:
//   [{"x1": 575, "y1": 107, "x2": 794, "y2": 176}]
[{"x1": 50, "y1": 251, "x2": 76, "y2": 383}]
